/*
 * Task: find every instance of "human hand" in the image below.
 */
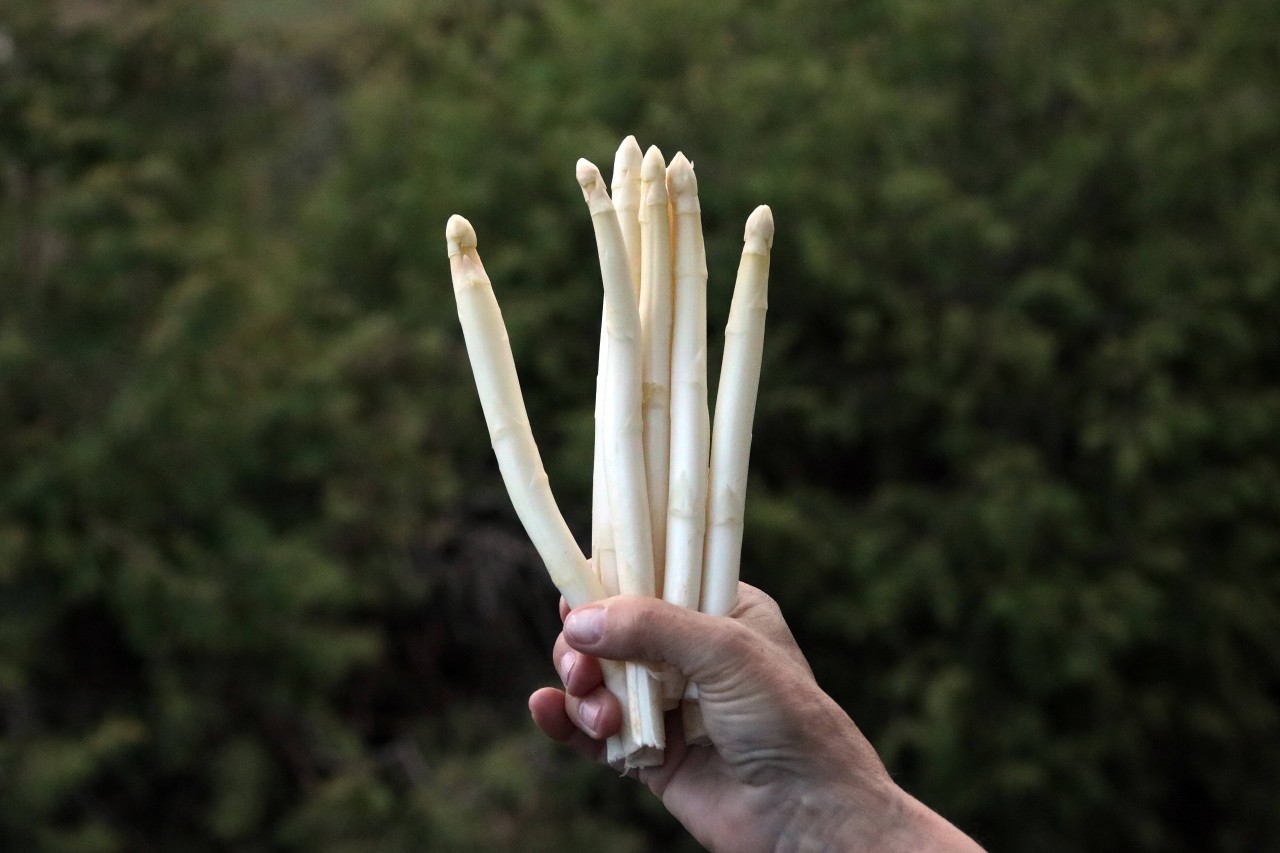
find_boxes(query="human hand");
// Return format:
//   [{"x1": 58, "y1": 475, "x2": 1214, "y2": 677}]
[{"x1": 529, "y1": 583, "x2": 985, "y2": 852}]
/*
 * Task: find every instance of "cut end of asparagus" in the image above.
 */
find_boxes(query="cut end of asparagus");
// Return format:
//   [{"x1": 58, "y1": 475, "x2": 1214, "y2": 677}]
[
  {"x1": 445, "y1": 214, "x2": 477, "y2": 257},
  {"x1": 624, "y1": 746, "x2": 665, "y2": 770},
  {"x1": 605, "y1": 738, "x2": 627, "y2": 771},
  {"x1": 612, "y1": 136, "x2": 643, "y2": 190},
  {"x1": 622, "y1": 661, "x2": 666, "y2": 768},
  {"x1": 744, "y1": 205, "x2": 774, "y2": 253}
]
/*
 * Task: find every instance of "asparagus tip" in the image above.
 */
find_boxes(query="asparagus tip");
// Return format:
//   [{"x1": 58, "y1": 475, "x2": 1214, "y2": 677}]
[
  {"x1": 576, "y1": 158, "x2": 604, "y2": 190},
  {"x1": 445, "y1": 214, "x2": 476, "y2": 256},
  {"x1": 642, "y1": 147, "x2": 668, "y2": 205},
  {"x1": 666, "y1": 152, "x2": 697, "y2": 197},
  {"x1": 744, "y1": 205, "x2": 774, "y2": 249},
  {"x1": 641, "y1": 145, "x2": 666, "y2": 181},
  {"x1": 613, "y1": 136, "x2": 643, "y2": 184}
]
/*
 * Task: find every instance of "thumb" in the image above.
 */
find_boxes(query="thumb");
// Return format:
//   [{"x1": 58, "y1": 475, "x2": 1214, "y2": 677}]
[{"x1": 563, "y1": 595, "x2": 753, "y2": 690}]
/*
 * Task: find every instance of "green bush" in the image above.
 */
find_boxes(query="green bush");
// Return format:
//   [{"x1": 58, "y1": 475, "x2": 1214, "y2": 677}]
[{"x1": 1, "y1": 0, "x2": 1276, "y2": 850}]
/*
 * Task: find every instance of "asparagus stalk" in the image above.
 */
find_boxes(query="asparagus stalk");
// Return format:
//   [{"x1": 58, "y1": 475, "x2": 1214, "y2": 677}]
[
  {"x1": 591, "y1": 331, "x2": 624, "y2": 766},
  {"x1": 683, "y1": 204, "x2": 775, "y2": 744},
  {"x1": 701, "y1": 204, "x2": 774, "y2": 615},
  {"x1": 592, "y1": 138, "x2": 642, "y2": 598},
  {"x1": 445, "y1": 214, "x2": 638, "y2": 766},
  {"x1": 576, "y1": 161, "x2": 665, "y2": 767},
  {"x1": 612, "y1": 136, "x2": 644, "y2": 299},
  {"x1": 590, "y1": 341, "x2": 621, "y2": 599},
  {"x1": 589, "y1": 139, "x2": 643, "y2": 765},
  {"x1": 639, "y1": 146, "x2": 674, "y2": 599},
  {"x1": 661, "y1": 153, "x2": 710, "y2": 705}
]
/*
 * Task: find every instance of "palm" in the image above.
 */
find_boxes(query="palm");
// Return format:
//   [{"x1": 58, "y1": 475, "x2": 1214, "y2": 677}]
[{"x1": 639, "y1": 731, "x2": 788, "y2": 853}]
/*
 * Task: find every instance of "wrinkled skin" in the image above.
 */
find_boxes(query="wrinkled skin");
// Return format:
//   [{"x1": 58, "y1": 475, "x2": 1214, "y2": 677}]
[{"x1": 529, "y1": 583, "x2": 985, "y2": 853}]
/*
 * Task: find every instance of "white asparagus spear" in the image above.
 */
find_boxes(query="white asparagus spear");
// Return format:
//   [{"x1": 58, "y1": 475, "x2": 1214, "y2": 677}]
[
  {"x1": 683, "y1": 204, "x2": 775, "y2": 744},
  {"x1": 590, "y1": 139, "x2": 642, "y2": 766},
  {"x1": 662, "y1": 153, "x2": 710, "y2": 611},
  {"x1": 590, "y1": 337, "x2": 621, "y2": 598},
  {"x1": 576, "y1": 161, "x2": 665, "y2": 767},
  {"x1": 592, "y1": 138, "x2": 642, "y2": 598},
  {"x1": 661, "y1": 153, "x2": 710, "y2": 705},
  {"x1": 702, "y1": 204, "x2": 774, "y2": 613},
  {"x1": 612, "y1": 136, "x2": 644, "y2": 299},
  {"x1": 445, "y1": 214, "x2": 638, "y2": 765},
  {"x1": 590, "y1": 325, "x2": 624, "y2": 768},
  {"x1": 639, "y1": 146, "x2": 674, "y2": 598}
]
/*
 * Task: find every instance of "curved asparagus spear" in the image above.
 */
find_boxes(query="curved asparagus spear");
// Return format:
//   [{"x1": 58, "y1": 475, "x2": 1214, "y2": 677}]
[
  {"x1": 702, "y1": 204, "x2": 774, "y2": 614},
  {"x1": 575, "y1": 162, "x2": 665, "y2": 767},
  {"x1": 684, "y1": 204, "x2": 774, "y2": 744},
  {"x1": 639, "y1": 146, "x2": 674, "y2": 598},
  {"x1": 445, "y1": 214, "x2": 636, "y2": 766}
]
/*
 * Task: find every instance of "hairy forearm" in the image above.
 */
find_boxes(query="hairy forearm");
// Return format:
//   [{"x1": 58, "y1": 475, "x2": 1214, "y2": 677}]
[{"x1": 776, "y1": 782, "x2": 986, "y2": 853}]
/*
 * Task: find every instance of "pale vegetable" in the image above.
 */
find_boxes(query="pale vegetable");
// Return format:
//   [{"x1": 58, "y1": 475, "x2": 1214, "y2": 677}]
[
  {"x1": 701, "y1": 204, "x2": 774, "y2": 611},
  {"x1": 611, "y1": 136, "x2": 644, "y2": 298},
  {"x1": 447, "y1": 214, "x2": 600, "y2": 607},
  {"x1": 590, "y1": 353, "x2": 620, "y2": 599},
  {"x1": 593, "y1": 137, "x2": 642, "y2": 599},
  {"x1": 639, "y1": 145, "x2": 674, "y2": 598},
  {"x1": 661, "y1": 153, "x2": 710, "y2": 704},
  {"x1": 576, "y1": 161, "x2": 665, "y2": 766},
  {"x1": 590, "y1": 138, "x2": 643, "y2": 765},
  {"x1": 590, "y1": 319, "x2": 623, "y2": 765},
  {"x1": 445, "y1": 214, "x2": 638, "y2": 765},
  {"x1": 683, "y1": 204, "x2": 775, "y2": 744}
]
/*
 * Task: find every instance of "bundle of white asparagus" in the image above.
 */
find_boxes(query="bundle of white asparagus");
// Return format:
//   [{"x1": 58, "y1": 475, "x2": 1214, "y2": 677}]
[{"x1": 445, "y1": 136, "x2": 773, "y2": 770}]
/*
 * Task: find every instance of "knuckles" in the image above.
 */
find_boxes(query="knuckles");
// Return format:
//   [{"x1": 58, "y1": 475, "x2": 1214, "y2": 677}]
[
  {"x1": 576, "y1": 589, "x2": 791, "y2": 683},
  {"x1": 712, "y1": 617, "x2": 766, "y2": 670},
  {"x1": 732, "y1": 583, "x2": 785, "y2": 627}
]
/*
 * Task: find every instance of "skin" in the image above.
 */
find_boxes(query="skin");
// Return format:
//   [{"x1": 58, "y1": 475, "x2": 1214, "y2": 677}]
[{"x1": 529, "y1": 583, "x2": 987, "y2": 853}]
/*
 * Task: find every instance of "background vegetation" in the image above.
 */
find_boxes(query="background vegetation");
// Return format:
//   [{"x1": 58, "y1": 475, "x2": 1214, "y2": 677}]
[{"x1": 2, "y1": 0, "x2": 1277, "y2": 850}]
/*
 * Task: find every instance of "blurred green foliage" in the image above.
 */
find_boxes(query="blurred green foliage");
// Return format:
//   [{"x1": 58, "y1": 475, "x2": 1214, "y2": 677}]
[{"x1": 1, "y1": 0, "x2": 1277, "y2": 850}]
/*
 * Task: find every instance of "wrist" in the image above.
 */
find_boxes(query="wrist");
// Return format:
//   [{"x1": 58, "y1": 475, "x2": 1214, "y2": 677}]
[
  {"x1": 772, "y1": 775, "x2": 900, "y2": 853},
  {"x1": 775, "y1": 779, "x2": 984, "y2": 853}
]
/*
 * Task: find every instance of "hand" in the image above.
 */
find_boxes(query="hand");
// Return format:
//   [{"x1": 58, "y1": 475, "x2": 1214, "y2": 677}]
[{"x1": 528, "y1": 583, "x2": 985, "y2": 852}]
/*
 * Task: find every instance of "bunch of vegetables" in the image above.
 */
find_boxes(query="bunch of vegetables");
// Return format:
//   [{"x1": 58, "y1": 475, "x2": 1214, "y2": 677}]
[{"x1": 446, "y1": 137, "x2": 774, "y2": 770}]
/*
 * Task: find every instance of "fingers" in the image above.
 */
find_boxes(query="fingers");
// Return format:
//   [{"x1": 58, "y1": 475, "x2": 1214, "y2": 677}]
[
  {"x1": 528, "y1": 682, "x2": 622, "y2": 756},
  {"x1": 538, "y1": 629, "x2": 621, "y2": 756},
  {"x1": 546, "y1": 583, "x2": 810, "y2": 768},
  {"x1": 553, "y1": 634, "x2": 605, "y2": 697},
  {"x1": 528, "y1": 688, "x2": 603, "y2": 761},
  {"x1": 564, "y1": 684, "x2": 622, "y2": 740},
  {"x1": 563, "y1": 595, "x2": 758, "y2": 691}
]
